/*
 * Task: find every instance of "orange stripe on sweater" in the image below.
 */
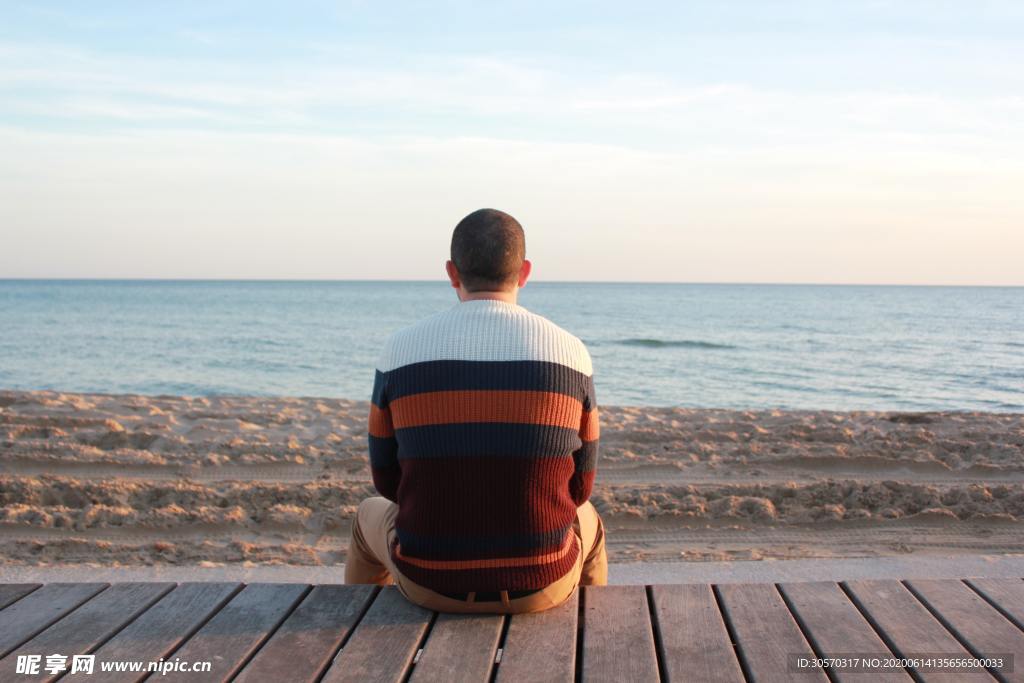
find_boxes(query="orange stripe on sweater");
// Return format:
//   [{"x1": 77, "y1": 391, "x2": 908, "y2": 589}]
[
  {"x1": 579, "y1": 406, "x2": 599, "y2": 441},
  {"x1": 394, "y1": 531, "x2": 578, "y2": 571},
  {"x1": 389, "y1": 390, "x2": 583, "y2": 430},
  {"x1": 368, "y1": 404, "x2": 394, "y2": 438}
]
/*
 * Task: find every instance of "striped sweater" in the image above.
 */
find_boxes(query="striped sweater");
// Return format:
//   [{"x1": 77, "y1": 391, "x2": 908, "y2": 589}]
[{"x1": 368, "y1": 298, "x2": 599, "y2": 593}]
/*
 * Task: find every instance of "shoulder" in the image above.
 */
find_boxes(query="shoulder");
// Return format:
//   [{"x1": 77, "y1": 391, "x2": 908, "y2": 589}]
[
  {"x1": 525, "y1": 310, "x2": 593, "y2": 376},
  {"x1": 376, "y1": 307, "x2": 450, "y2": 359},
  {"x1": 374, "y1": 308, "x2": 448, "y2": 371}
]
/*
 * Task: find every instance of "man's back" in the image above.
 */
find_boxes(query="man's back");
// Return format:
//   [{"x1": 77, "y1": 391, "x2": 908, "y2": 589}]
[{"x1": 368, "y1": 298, "x2": 599, "y2": 593}]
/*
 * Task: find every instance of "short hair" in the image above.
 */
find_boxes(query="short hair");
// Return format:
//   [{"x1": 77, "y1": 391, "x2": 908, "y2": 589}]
[{"x1": 450, "y1": 208, "x2": 526, "y2": 292}]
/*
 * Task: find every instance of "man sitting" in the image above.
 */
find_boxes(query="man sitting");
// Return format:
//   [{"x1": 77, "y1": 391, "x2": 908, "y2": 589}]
[{"x1": 345, "y1": 208, "x2": 607, "y2": 613}]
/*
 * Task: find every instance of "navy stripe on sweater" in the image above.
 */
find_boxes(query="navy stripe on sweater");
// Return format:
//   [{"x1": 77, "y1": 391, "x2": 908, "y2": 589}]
[
  {"x1": 393, "y1": 422, "x2": 582, "y2": 460},
  {"x1": 573, "y1": 440, "x2": 598, "y2": 472},
  {"x1": 378, "y1": 359, "x2": 589, "y2": 404}
]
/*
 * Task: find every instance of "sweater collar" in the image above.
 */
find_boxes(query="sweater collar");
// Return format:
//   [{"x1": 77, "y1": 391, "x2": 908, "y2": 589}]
[{"x1": 454, "y1": 298, "x2": 522, "y2": 310}]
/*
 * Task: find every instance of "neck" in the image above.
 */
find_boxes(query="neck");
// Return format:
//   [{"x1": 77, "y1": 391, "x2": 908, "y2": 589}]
[{"x1": 459, "y1": 289, "x2": 518, "y2": 305}]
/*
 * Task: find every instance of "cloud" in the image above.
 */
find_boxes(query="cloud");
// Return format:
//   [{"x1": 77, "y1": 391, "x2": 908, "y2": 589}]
[
  {"x1": 1, "y1": 14, "x2": 1023, "y2": 284},
  {"x1": 1, "y1": 125, "x2": 1021, "y2": 284},
  {"x1": 3, "y1": 38, "x2": 1022, "y2": 153}
]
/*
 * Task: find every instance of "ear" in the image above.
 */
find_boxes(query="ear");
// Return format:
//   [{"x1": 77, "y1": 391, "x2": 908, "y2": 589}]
[
  {"x1": 517, "y1": 259, "x2": 532, "y2": 287},
  {"x1": 445, "y1": 260, "x2": 461, "y2": 289}
]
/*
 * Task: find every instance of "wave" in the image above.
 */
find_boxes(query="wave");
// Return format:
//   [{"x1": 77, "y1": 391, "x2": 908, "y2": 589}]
[{"x1": 615, "y1": 338, "x2": 738, "y2": 350}]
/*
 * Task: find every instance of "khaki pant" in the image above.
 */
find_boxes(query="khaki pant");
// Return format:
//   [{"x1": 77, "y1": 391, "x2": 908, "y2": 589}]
[{"x1": 345, "y1": 497, "x2": 608, "y2": 614}]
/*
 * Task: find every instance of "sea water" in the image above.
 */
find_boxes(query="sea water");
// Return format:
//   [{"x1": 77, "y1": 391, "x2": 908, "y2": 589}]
[{"x1": 0, "y1": 280, "x2": 1021, "y2": 411}]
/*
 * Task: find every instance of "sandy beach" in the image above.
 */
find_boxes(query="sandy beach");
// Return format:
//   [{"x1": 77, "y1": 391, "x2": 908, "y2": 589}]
[{"x1": 1, "y1": 389, "x2": 1022, "y2": 568}]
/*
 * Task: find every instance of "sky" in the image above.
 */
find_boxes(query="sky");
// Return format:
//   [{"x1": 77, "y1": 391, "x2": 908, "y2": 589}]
[{"x1": 1, "y1": 1, "x2": 1022, "y2": 284}]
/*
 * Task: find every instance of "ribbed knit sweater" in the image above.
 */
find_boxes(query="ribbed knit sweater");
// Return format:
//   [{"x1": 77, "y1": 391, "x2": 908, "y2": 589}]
[{"x1": 368, "y1": 298, "x2": 599, "y2": 593}]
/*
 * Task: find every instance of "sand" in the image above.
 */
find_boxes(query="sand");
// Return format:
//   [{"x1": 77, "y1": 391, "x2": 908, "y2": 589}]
[{"x1": 1, "y1": 390, "x2": 1022, "y2": 568}]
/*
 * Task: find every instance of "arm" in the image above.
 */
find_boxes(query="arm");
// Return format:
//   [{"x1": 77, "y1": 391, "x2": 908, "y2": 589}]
[
  {"x1": 368, "y1": 368, "x2": 401, "y2": 503},
  {"x1": 569, "y1": 371, "x2": 599, "y2": 506}
]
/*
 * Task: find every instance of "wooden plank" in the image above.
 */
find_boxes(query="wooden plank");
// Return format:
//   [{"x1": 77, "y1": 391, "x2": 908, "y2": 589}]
[
  {"x1": 906, "y1": 579, "x2": 1024, "y2": 683},
  {"x1": 0, "y1": 582, "x2": 108, "y2": 659},
  {"x1": 157, "y1": 582, "x2": 310, "y2": 682},
  {"x1": 581, "y1": 585, "x2": 659, "y2": 683},
  {"x1": 234, "y1": 584, "x2": 377, "y2": 683},
  {"x1": 496, "y1": 589, "x2": 578, "y2": 683},
  {"x1": 411, "y1": 612, "x2": 504, "y2": 682},
  {"x1": 716, "y1": 583, "x2": 827, "y2": 683},
  {"x1": 321, "y1": 586, "x2": 433, "y2": 683},
  {"x1": 88, "y1": 582, "x2": 242, "y2": 683},
  {"x1": 843, "y1": 580, "x2": 992, "y2": 681},
  {"x1": 0, "y1": 582, "x2": 174, "y2": 682},
  {"x1": 780, "y1": 582, "x2": 910, "y2": 683},
  {"x1": 966, "y1": 578, "x2": 1024, "y2": 630},
  {"x1": 649, "y1": 583, "x2": 744, "y2": 683},
  {"x1": 0, "y1": 583, "x2": 41, "y2": 610}
]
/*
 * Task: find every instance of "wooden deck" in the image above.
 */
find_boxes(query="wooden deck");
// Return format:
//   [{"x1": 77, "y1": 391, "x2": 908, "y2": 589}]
[{"x1": 0, "y1": 579, "x2": 1022, "y2": 682}]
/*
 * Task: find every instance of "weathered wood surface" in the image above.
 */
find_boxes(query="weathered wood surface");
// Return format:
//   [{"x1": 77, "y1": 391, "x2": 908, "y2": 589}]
[
  {"x1": 966, "y1": 578, "x2": 1024, "y2": 630},
  {"x1": 650, "y1": 583, "x2": 744, "y2": 683},
  {"x1": 0, "y1": 582, "x2": 174, "y2": 683},
  {"x1": 0, "y1": 582, "x2": 108, "y2": 659},
  {"x1": 321, "y1": 586, "x2": 433, "y2": 683},
  {"x1": 717, "y1": 583, "x2": 827, "y2": 682},
  {"x1": 906, "y1": 579, "x2": 1024, "y2": 683},
  {"x1": 496, "y1": 589, "x2": 578, "y2": 683},
  {"x1": 843, "y1": 580, "x2": 993, "y2": 681},
  {"x1": 1, "y1": 578, "x2": 1022, "y2": 682},
  {"x1": 410, "y1": 611, "x2": 504, "y2": 682},
  {"x1": 90, "y1": 582, "x2": 242, "y2": 683},
  {"x1": 581, "y1": 584, "x2": 660, "y2": 682},
  {"x1": 0, "y1": 583, "x2": 39, "y2": 611},
  {"x1": 235, "y1": 584, "x2": 376, "y2": 683},
  {"x1": 779, "y1": 581, "x2": 910, "y2": 683},
  {"x1": 156, "y1": 582, "x2": 310, "y2": 682}
]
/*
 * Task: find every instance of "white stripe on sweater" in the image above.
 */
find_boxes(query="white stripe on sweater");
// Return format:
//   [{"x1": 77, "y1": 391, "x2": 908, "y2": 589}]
[{"x1": 377, "y1": 299, "x2": 593, "y2": 376}]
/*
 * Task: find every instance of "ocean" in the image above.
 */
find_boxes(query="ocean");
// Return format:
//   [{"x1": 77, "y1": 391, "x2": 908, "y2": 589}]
[{"x1": 0, "y1": 280, "x2": 1020, "y2": 411}]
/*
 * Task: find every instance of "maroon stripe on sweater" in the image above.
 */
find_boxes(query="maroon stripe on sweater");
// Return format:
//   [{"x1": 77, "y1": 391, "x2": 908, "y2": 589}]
[{"x1": 394, "y1": 456, "x2": 578, "y2": 537}]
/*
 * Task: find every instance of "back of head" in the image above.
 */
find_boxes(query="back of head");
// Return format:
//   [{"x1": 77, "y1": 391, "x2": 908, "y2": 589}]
[{"x1": 450, "y1": 208, "x2": 525, "y2": 292}]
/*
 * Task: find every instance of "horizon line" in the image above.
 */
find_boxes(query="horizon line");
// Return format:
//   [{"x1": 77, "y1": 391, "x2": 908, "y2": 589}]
[{"x1": 0, "y1": 277, "x2": 1022, "y2": 288}]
